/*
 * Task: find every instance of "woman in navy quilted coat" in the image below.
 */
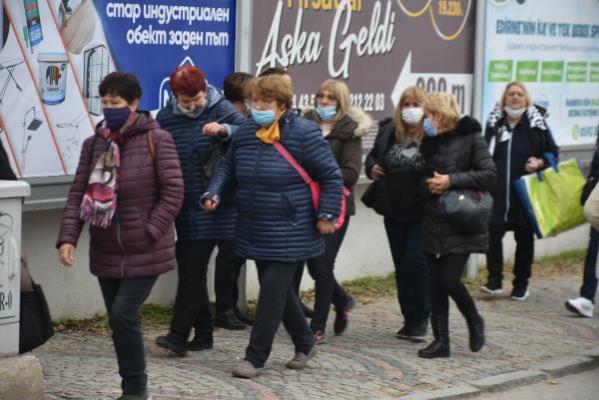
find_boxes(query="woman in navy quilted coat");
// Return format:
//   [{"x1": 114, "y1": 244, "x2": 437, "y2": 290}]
[
  {"x1": 154, "y1": 65, "x2": 247, "y2": 356},
  {"x1": 203, "y1": 75, "x2": 343, "y2": 378}
]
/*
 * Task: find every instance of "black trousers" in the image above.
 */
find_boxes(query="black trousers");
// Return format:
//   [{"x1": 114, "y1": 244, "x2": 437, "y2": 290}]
[
  {"x1": 486, "y1": 222, "x2": 535, "y2": 289},
  {"x1": 428, "y1": 253, "x2": 478, "y2": 318},
  {"x1": 170, "y1": 240, "x2": 215, "y2": 340},
  {"x1": 99, "y1": 276, "x2": 157, "y2": 396},
  {"x1": 306, "y1": 217, "x2": 351, "y2": 333},
  {"x1": 384, "y1": 218, "x2": 430, "y2": 322},
  {"x1": 213, "y1": 240, "x2": 246, "y2": 315},
  {"x1": 245, "y1": 261, "x2": 314, "y2": 368}
]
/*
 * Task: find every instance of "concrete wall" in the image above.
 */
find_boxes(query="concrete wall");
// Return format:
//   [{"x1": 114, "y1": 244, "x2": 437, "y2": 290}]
[{"x1": 24, "y1": 184, "x2": 590, "y2": 320}]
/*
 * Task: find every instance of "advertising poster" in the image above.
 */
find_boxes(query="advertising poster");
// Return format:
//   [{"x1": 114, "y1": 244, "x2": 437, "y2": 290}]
[
  {"x1": 252, "y1": 0, "x2": 477, "y2": 152},
  {"x1": 0, "y1": 0, "x2": 236, "y2": 177},
  {"x1": 482, "y1": 0, "x2": 599, "y2": 146}
]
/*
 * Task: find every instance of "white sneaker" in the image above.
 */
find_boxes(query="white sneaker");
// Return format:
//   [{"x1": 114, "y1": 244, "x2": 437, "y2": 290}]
[{"x1": 565, "y1": 297, "x2": 594, "y2": 318}]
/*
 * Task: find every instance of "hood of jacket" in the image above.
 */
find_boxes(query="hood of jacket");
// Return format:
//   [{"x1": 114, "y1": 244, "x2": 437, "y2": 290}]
[
  {"x1": 302, "y1": 106, "x2": 373, "y2": 139},
  {"x1": 487, "y1": 104, "x2": 548, "y2": 131}
]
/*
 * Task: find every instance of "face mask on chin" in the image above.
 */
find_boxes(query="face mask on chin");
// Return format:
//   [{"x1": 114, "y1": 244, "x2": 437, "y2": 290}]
[
  {"x1": 504, "y1": 106, "x2": 526, "y2": 119},
  {"x1": 177, "y1": 102, "x2": 204, "y2": 119}
]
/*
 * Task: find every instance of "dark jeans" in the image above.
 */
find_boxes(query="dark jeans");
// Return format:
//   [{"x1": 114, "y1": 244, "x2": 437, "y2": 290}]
[
  {"x1": 428, "y1": 253, "x2": 478, "y2": 318},
  {"x1": 384, "y1": 218, "x2": 430, "y2": 322},
  {"x1": 245, "y1": 261, "x2": 314, "y2": 368},
  {"x1": 306, "y1": 217, "x2": 351, "y2": 333},
  {"x1": 171, "y1": 240, "x2": 217, "y2": 340},
  {"x1": 486, "y1": 222, "x2": 535, "y2": 289},
  {"x1": 581, "y1": 228, "x2": 599, "y2": 302},
  {"x1": 213, "y1": 240, "x2": 246, "y2": 315},
  {"x1": 98, "y1": 276, "x2": 157, "y2": 396}
]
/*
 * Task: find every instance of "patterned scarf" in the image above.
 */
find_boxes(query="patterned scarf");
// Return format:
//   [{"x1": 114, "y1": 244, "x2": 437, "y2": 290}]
[
  {"x1": 80, "y1": 113, "x2": 137, "y2": 228},
  {"x1": 256, "y1": 115, "x2": 283, "y2": 144}
]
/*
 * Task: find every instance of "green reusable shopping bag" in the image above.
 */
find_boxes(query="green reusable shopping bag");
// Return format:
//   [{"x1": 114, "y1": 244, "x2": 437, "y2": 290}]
[{"x1": 514, "y1": 156, "x2": 586, "y2": 238}]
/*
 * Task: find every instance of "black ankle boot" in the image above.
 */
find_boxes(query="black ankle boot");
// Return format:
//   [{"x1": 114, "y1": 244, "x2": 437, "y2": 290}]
[
  {"x1": 156, "y1": 332, "x2": 188, "y2": 356},
  {"x1": 188, "y1": 331, "x2": 214, "y2": 351},
  {"x1": 465, "y1": 312, "x2": 485, "y2": 352},
  {"x1": 418, "y1": 315, "x2": 449, "y2": 359}
]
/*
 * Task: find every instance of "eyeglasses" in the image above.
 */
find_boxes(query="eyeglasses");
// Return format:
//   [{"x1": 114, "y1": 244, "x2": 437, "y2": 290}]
[{"x1": 316, "y1": 94, "x2": 336, "y2": 101}]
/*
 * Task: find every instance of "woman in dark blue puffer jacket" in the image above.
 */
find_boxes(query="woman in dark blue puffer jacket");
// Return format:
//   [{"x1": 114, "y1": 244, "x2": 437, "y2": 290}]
[
  {"x1": 154, "y1": 66, "x2": 247, "y2": 356},
  {"x1": 203, "y1": 75, "x2": 343, "y2": 379}
]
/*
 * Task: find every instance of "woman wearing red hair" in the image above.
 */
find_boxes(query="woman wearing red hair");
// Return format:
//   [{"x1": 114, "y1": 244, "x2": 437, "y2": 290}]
[{"x1": 155, "y1": 65, "x2": 246, "y2": 356}]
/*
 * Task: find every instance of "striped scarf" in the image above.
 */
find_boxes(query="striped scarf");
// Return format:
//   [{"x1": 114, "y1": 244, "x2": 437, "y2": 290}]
[{"x1": 79, "y1": 113, "x2": 136, "y2": 228}]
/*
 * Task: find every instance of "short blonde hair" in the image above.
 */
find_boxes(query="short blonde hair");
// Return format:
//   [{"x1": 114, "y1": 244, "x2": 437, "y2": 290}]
[
  {"x1": 424, "y1": 92, "x2": 460, "y2": 132},
  {"x1": 248, "y1": 75, "x2": 293, "y2": 109},
  {"x1": 499, "y1": 81, "x2": 532, "y2": 109},
  {"x1": 315, "y1": 79, "x2": 351, "y2": 121},
  {"x1": 394, "y1": 86, "x2": 427, "y2": 144}
]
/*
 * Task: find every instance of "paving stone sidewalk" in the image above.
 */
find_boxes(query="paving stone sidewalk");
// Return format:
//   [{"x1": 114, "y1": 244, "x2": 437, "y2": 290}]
[{"x1": 36, "y1": 274, "x2": 599, "y2": 400}]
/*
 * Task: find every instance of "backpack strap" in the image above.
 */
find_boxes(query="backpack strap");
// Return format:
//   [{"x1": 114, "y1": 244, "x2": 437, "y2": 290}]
[{"x1": 147, "y1": 130, "x2": 156, "y2": 161}]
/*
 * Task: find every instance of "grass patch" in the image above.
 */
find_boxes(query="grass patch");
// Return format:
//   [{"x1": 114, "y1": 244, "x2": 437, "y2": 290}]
[
  {"x1": 54, "y1": 249, "x2": 587, "y2": 333},
  {"x1": 54, "y1": 303, "x2": 174, "y2": 334}
]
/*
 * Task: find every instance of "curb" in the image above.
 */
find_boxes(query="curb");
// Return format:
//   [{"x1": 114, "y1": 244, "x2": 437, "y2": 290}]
[{"x1": 396, "y1": 347, "x2": 599, "y2": 400}]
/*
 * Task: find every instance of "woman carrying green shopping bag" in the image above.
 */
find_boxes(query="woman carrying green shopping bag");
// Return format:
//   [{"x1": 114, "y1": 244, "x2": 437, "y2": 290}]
[{"x1": 482, "y1": 82, "x2": 558, "y2": 300}]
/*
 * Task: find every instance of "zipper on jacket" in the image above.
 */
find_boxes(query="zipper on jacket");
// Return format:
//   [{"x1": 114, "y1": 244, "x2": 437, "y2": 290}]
[
  {"x1": 504, "y1": 133, "x2": 513, "y2": 223},
  {"x1": 116, "y1": 213, "x2": 128, "y2": 279},
  {"x1": 250, "y1": 143, "x2": 265, "y2": 244}
]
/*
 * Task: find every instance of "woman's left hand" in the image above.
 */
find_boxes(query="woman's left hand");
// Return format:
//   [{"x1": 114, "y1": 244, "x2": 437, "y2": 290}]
[
  {"x1": 317, "y1": 220, "x2": 336, "y2": 235},
  {"x1": 203, "y1": 123, "x2": 227, "y2": 137},
  {"x1": 427, "y1": 172, "x2": 451, "y2": 195},
  {"x1": 525, "y1": 157, "x2": 545, "y2": 173}
]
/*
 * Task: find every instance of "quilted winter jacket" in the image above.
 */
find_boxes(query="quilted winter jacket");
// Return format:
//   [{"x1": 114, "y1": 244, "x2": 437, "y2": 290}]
[
  {"x1": 205, "y1": 111, "x2": 344, "y2": 262},
  {"x1": 420, "y1": 116, "x2": 497, "y2": 255},
  {"x1": 57, "y1": 112, "x2": 184, "y2": 279},
  {"x1": 156, "y1": 85, "x2": 246, "y2": 240},
  {"x1": 303, "y1": 106, "x2": 372, "y2": 215}
]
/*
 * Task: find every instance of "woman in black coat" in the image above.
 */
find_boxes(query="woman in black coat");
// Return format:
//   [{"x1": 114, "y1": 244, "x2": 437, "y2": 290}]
[
  {"x1": 482, "y1": 82, "x2": 558, "y2": 300},
  {"x1": 364, "y1": 86, "x2": 430, "y2": 341},
  {"x1": 418, "y1": 93, "x2": 497, "y2": 359}
]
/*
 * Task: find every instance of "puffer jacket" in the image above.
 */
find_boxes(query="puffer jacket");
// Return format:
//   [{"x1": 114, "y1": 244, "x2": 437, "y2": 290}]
[
  {"x1": 303, "y1": 106, "x2": 372, "y2": 215},
  {"x1": 156, "y1": 84, "x2": 246, "y2": 240},
  {"x1": 484, "y1": 105, "x2": 558, "y2": 226},
  {"x1": 205, "y1": 111, "x2": 343, "y2": 262},
  {"x1": 420, "y1": 116, "x2": 497, "y2": 255},
  {"x1": 57, "y1": 112, "x2": 184, "y2": 278}
]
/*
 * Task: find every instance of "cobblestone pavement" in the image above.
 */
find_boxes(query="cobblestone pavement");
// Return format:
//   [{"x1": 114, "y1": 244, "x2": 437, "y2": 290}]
[{"x1": 37, "y1": 275, "x2": 599, "y2": 400}]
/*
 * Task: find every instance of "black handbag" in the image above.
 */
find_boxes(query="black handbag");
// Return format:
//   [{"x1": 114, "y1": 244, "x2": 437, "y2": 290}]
[
  {"x1": 361, "y1": 179, "x2": 392, "y2": 216},
  {"x1": 19, "y1": 282, "x2": 54, "y2": 354},
  {"x1": 437, "y1": 190, "x2": 493, "y2": 233}
]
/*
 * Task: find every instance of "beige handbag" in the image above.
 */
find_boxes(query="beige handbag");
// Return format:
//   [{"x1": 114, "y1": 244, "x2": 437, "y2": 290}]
[{"x1": 583, "y1": 183, "x2": 599, "y2": 230}]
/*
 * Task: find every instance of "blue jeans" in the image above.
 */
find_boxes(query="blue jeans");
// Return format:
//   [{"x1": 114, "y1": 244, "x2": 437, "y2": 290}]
[
  {"x1": 581, "y1": 228, "x2": 599, "y2": 302},
  {"x1": 99, "y1": 276, "x2": 157, "y2": 396}
]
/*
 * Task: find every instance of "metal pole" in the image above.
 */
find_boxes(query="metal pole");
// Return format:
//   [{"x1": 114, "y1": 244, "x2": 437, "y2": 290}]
[{"x1": 467, "y1": 0, "x2": 488, "y2": 278}]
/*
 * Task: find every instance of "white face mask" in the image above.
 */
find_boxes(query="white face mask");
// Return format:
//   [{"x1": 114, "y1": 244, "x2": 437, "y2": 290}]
[
  {"x1": 505, "y1": 106, "x2": 526, "y2": 119},
  {"x1": 401, "y1": 107, "x2": 424, "y2": 126}
]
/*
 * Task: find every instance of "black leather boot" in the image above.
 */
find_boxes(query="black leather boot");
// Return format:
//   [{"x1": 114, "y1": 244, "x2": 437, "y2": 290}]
[
  {"x1": 418, "y1": 315, "x2": 450, "y2": 359},
  {"x1": 155, "y1": 332, "x2": 188, "y2": 356},
  {"x1": 215, "y1": 309, "x2": 246, "y2": 330},
  {"x1": 188, "y1": 331, "x2": 214, "y2": 351},
  {"x1": 465, "y1": 311, "x2": 485, "y2": 352}
]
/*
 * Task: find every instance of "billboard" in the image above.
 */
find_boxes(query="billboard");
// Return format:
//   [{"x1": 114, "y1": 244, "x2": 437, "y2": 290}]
[
  {"x1": 482, "y1": 0, "x2": 599, "y2": 146},
  {"x1": 0, "y1": 0, "x2": 236, "y2": 177},
  {"x1": 251, "y1": 0, "x2": 477, "y2": 151}
]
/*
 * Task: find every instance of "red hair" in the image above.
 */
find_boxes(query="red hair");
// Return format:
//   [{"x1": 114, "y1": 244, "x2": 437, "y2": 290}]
[{"x1": 169, "y1": 66, "x2": 206, "y2": 96}]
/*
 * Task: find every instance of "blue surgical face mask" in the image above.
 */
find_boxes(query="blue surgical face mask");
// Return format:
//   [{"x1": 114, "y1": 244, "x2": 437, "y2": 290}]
[
  {"x1": 178, "y1": 103, "x2": 204, "y2": 119},
  {"x1": 251, "y1": 108, "x2": 276, "y2": 127},
  {"x1": 103, "y1": 107, "x2": 132, "y2": 131},
  {"x1": 316, "y1": 105, "x2": 337, "y2": 122},
  {"x1": 423, "y1": 118, "x2": 438, "y2": 137}
]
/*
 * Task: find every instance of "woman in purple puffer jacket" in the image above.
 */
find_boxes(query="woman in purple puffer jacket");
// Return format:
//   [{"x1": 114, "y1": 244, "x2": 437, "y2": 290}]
[{"x1": 56, "y1": 72, "x2": 184, "y2": 400}]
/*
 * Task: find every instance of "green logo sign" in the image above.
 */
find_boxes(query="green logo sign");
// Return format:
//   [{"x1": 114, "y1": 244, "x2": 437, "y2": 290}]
[
  {"x1": 488, "y1": 60, "x2": 513, "y2": 82},
  {"x1": 572, "y1": 124, "x2": 581, "y2": 141}
]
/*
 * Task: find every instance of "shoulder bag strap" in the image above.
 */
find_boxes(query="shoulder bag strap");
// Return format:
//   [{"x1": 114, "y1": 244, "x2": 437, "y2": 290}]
[{"x1": 272, "y1": 141, "x2": 313, "y2": 184}]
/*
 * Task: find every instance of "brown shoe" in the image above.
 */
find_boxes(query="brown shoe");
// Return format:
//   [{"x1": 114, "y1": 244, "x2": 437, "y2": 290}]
[{"x1": 286, "y1": 346, "x2": 317, "y2": 369}]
